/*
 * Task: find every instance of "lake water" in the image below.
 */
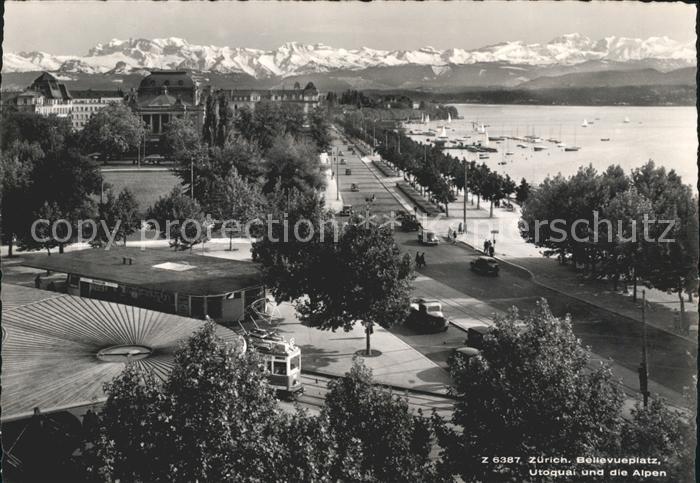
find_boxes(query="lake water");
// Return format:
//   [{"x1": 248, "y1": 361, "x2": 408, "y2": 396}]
[{"x1": 409, "y1": 104, "x2": 697, "y2": 187}]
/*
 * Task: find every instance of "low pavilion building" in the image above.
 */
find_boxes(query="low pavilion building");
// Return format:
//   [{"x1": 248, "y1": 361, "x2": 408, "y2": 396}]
[{"x1": 23, "y1": 247, "x2": 265, "y2": 323}]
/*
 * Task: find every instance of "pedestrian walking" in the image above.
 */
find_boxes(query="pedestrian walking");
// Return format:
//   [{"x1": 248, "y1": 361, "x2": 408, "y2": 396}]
[
  {"x1": 415, "y1": 251, "x2": 421, "y2": 267},
  {"x1": 452, "y1": 230, "x2": 458, "y2": 244},
  {"x1": 483, "y1": 239, "x2": 490, "y2": 253},
  {"x1": 458, "y1": 222, "x2": 463, "y2": 234},
  {"x1": 488, "y1": 245, "x2": 495, "y2": 257},
  {"x1": 420, "y1": 252, "x2": 427, "y2": 267}
]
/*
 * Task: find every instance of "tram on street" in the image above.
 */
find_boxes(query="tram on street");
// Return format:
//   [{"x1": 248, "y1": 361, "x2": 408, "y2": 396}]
[{"x1": 240, "y1": 297, "x2": 304, "y2": 398}]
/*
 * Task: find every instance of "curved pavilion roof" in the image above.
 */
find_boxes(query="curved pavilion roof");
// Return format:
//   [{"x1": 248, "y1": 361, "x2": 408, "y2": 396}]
[{"x1": 1, "y1": 284, "x2": 245, "y2": 422}]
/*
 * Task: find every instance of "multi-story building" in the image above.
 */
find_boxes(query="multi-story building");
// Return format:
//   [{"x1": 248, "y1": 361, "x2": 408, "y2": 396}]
[
  {"x1": 3, "y1": 72, "x2": 124, "y2": 130},
  {"x1": 125, "y1": 70, "x2": 206, "y2": 152},
  {"x1": 224, "y1": 81, "x2": 320, "y2": 118},
  {"x1": 70, "y1": 90, "x2": 125, "y2": 130}
]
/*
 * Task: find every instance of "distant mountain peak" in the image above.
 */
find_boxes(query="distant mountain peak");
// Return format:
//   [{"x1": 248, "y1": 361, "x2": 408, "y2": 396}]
[{"x1": 3, "y1": 34, "x2": 695, "y2": 77}]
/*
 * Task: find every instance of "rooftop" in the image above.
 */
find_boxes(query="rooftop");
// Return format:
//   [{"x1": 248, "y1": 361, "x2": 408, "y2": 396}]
[
  {"x1": 1, "y1": 284, "x2": 244, "y2": 422},
  {"x1": 23, "y1": 247, "x2": 263, "y2": 296},
  {"x1": 71, "y1": 89, "x2": 124, "y2": 100}
]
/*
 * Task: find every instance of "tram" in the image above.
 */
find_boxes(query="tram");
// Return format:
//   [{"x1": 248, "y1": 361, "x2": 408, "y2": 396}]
[
  {"x1": 239, "y1": 296, "x2": 304, "y2": 398},
  {"x1": 247, "y1": 327, "x2": 303, "y2": 398}
]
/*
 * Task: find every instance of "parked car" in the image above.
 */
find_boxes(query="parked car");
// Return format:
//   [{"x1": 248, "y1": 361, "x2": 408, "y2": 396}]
[
  {"x1": 144, "y1": 154, "x2": 165, "y2": 165},
  {"x1": 340, "y1": 158, "x2": 346, "y2": 165},
  {"x1": 345, "y1": 168, "x2": 352, "y2": 175},
  {"x1": 466, "y1": 325, "x2": 493, "y2": 350},
  {"x1": 418, "y1": 229, "x2": 439, "y2": 245},
  {"x1": 400, "y1": 214, "x2": 421, "y2": 232},
  {"x1": 470, "y1": 256, "x2": 499, "y2": 275},
  {"x1": 351, "y1": 183, "x2": 360, "y2": 192},
  {"x1": 339, "y1": 204, "x2": 353, "y2": 217},
  {"x1": 448, "y1": 346, "x2": 481, "y2": 368},
  {"x1": 405, "y1": 298, "x2": 449, "y2": 333}
]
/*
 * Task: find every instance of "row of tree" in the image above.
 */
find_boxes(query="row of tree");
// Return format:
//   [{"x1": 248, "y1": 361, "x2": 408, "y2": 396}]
[
  {"x1": 520, "y1": 162, "x2": 698, "y2": 330},
  {"x1": 146, "y1": 98, "x2": 332, "y2": 249},
  {"x1": 58, "y1": 300, "x2": 693, "y2": 482},
  {"x1": 337, "y1": 112, "x2": 528, "y2": 216},
  {"x1": 1, "y1": 98, "x2": 333, "y2": 254},
  {"x1": 0, "y1": 107, "x2": 145, "y2": 255}
]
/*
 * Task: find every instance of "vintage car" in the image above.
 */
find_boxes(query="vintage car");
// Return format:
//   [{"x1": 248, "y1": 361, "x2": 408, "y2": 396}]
[
  {"x1": 351, "y1": 183, "x2": 360, "y2": 192},
  {"x1": 418, "y1": 229, "x2": 439, "y2": 245},
  {"x1": 338, "y1": 204, "x2": 353, "y2": 217},
  {"x1": 405, "y1": 298, "x2": 450, "y2": 333},
  {"x1": 466, "y1": 325, "x2": 493, "y2": 350},
  {"x1": 448, "y1": 346, "x2": 481, "y2": 368},
  {"x1": 400, "y1": 213, "x2": 421, "y2": 232},
  {"x1": 470, "y1": 256, "x2": 499, "y2": 275}
]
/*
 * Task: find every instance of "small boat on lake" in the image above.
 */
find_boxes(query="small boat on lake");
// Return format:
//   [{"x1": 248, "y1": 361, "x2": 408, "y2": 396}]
[
  {"x1": 581, "y1": 119, "x2": 589, "y2": 128},
  {"x1": 600, "y1": 138, "x2": 611, "y2": 142},
  {"x1": 623, "y1": 117, "x2": 631, "y2": 123}
]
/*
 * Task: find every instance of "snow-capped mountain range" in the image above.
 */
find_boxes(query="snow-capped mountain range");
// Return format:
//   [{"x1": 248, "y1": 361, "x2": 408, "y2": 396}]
[{"x1": 3, "y1": 34, "x2": 695, "y2": 78}]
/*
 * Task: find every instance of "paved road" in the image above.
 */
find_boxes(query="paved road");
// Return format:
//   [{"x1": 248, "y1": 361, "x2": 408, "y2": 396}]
[
  {"x1": 328, "y1": 136, "x2": 403, "y2": 217},
  {"x1": 391, "y1": 230, "x2": 696, "y2": 399}
]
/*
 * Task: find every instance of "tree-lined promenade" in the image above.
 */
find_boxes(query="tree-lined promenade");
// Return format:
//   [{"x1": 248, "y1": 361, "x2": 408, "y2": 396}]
[
  {"x1": 337, "y1": 111, "x2": 522, "y2": 218},
  {"x1": 1, "y1": 95, "x2": 696, "y2": 482},
  {"x1": 520, "y1": 162, "x2": 698, "y2": 333}
]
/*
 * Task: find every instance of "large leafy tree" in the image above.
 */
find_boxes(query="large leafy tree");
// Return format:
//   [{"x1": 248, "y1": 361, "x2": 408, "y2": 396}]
[
  {"x1": 146, "y1": 187, "x2": 209, "y2": 249},
  {"x1": 91, "y1": 187, "x2": 140, "y2": 247},
  {"x1": 256, "y1": 198, "x2": 414, "y2": 354},
  {"x1": 234, "y1": 101, "x2": 305, "y2": 152},
  {"x1": 79, "y1": 103, "x2": 145, "y2": 159},
  {"x1": 308, "y1": 107, "x2": 332, "y2": 151},
  {"x1": 0, "y1": 140, "x2": 42, "y2": 256},
  {"x1": 436, "y1": 299, "x2": 624, "y2": 481},
  {"x1": 207, "y1": 171, "x2": 268, "y2": 249},
  {"x1": 262, "y1": 135, "x2": 325, "y2": 194},
  {"x1": 514, "y1": 177, "x2": 530, "y2": 204},
  {"x1": 87, "y1": 322, "x2": 340, "y2": 482},
  {"x1": 630, "y1": 160, "x2": 699, "y2": 325},
  {"x1": 323, "y1": 359, "x2": 439, "y2": 482},
  {"x1": 160, "y1": 116, "x2": 202, "y2": 160},
  {"x1": 621, "y1": 398, "x2": 696, "y2": 483},
  {"x1": 0, "y1": 112, "x2": 103, "y2": 254},
  {"x1": 602, "y1": 187, "x2": 656, "y2": 297},
  {"x1": 0, "y1": 111, "x2": 74, "y2": 154}
]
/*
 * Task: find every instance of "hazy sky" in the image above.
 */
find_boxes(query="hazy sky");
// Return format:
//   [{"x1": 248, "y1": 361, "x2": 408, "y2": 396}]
[{"x1": 3, "y1": 1, "x2": 696, "y2": 54}]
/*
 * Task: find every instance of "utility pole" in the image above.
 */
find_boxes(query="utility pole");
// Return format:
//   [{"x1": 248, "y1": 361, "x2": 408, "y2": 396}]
[
  {"x1": 336, "y1": 152, "x2": 340, "y2": 201},
  {"x1": 191, "y1": 160, "x2": 194, "y2": 199},
  {"x1": 463, "y1": 160, "x2": 467, "y2": 231},
  {"x1": 639, "y1": 290, "x2": 650, "y2": 407},
  {"x1": 397, "y1": 131, "x2": 401, "y2": 154}
]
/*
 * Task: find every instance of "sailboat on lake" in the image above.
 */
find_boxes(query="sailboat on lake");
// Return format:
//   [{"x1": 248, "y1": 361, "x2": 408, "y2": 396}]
[{"x1": 565, "y1": 126, "x2": 581, "y2": 152}]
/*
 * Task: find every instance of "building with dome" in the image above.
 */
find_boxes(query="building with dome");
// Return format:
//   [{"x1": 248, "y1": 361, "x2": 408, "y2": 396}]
[{"x1": 126, "y1": 70, "x2": 206, "y2": 152}]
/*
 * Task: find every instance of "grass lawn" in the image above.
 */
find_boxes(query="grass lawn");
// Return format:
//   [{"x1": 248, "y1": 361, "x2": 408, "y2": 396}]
[{"x1": 102, "y1": 169, "x2": 180, "y2": 212}]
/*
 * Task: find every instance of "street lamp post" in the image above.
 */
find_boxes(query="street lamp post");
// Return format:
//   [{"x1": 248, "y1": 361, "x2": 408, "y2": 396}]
[
  {"x1": 463, "y1": 160, "x2": 468, "y2": 231},
  {"x1": 639, "y1": 290, "x2": 650, "y2": 407},
  {"x1": 336, "y1": 153, "x2": 340, "y2": 201}
]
